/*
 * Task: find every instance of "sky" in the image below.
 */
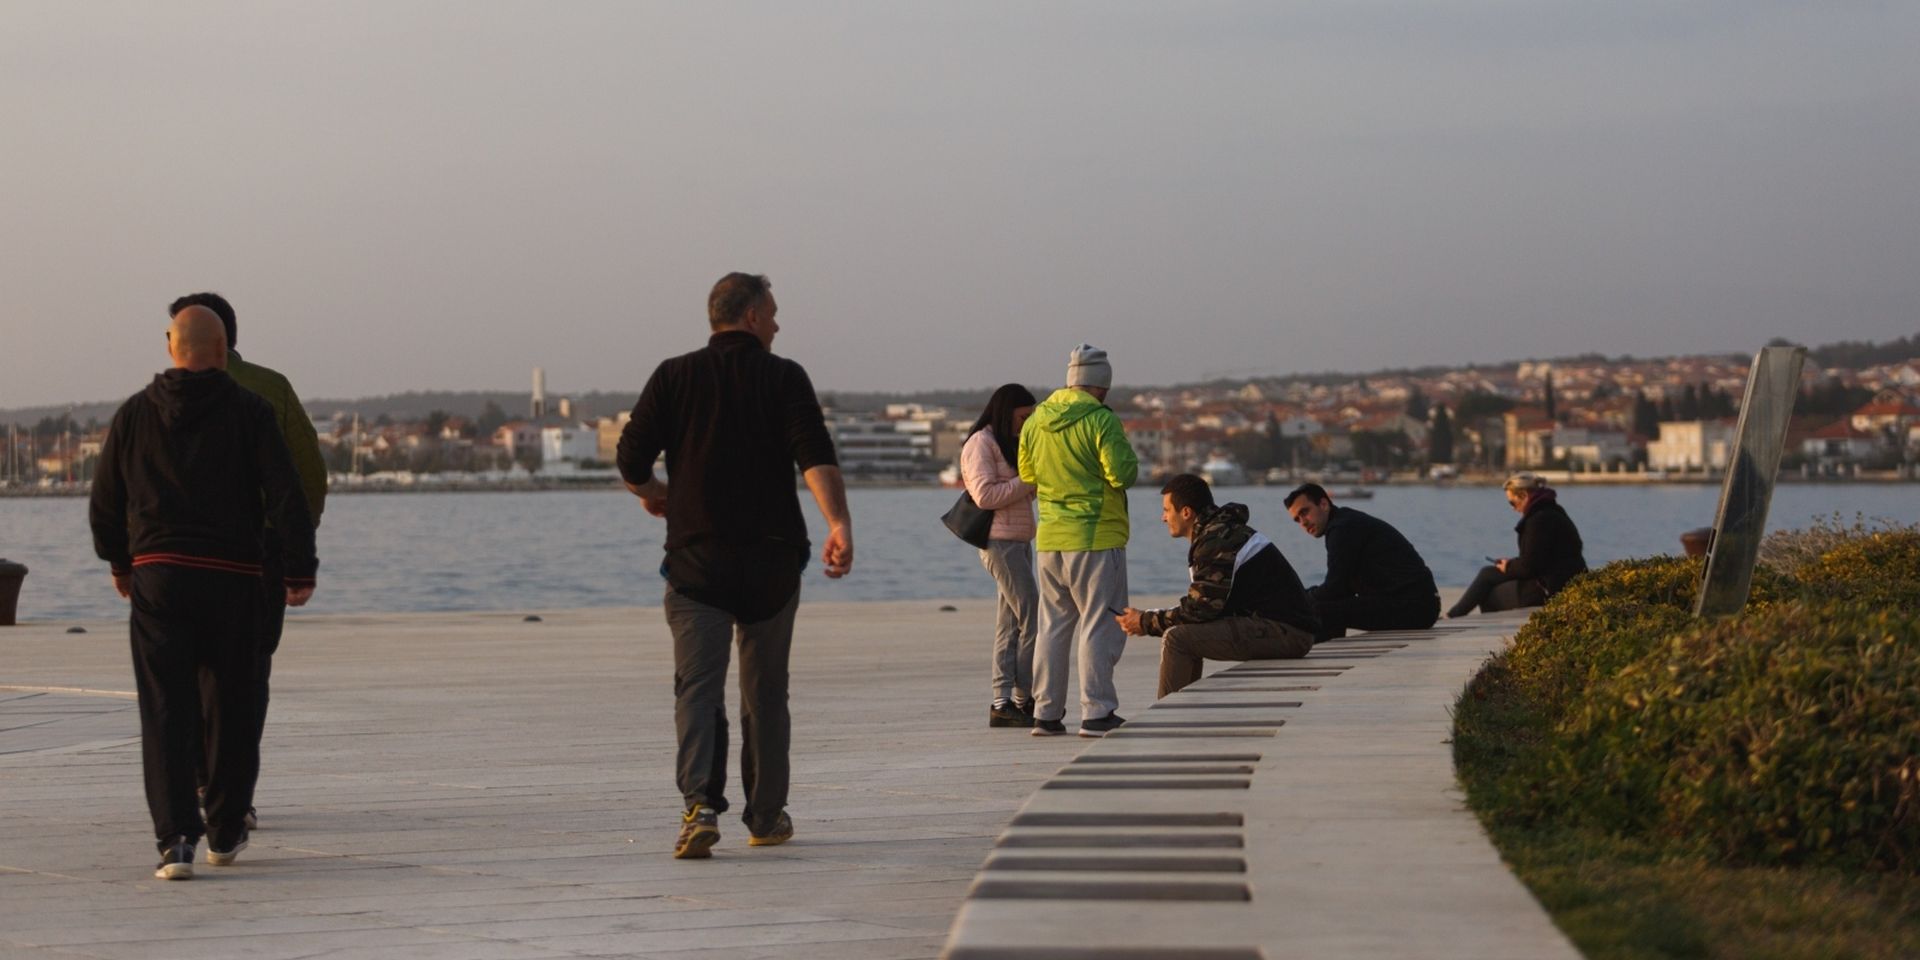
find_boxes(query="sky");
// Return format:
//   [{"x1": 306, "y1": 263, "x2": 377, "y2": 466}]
[{"x1": 3, "y1": 1, "x2": 1917, "y2": 408}]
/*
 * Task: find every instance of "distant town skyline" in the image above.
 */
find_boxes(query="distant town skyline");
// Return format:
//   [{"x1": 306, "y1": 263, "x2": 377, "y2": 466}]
[{"x1": 4, "y1": 2, "x2": 1918, "y2": 409}]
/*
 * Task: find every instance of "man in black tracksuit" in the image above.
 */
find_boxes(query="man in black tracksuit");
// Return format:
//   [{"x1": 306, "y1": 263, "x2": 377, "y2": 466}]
[
  {"x1": 1284, "y1": 483, "x2": 1439, "y2": 641},
  {"x1": 1116, "y1": 474, "x2": 1320, "y2": 697},
  {"x1": 616, "y1": 272, "x2": 853, "y2": 860},
  {"x1": 88, "y1": 307, "x2": 317, "y2": 880}
]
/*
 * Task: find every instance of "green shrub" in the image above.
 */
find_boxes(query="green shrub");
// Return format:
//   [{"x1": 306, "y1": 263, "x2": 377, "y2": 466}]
[
  {"x1": 1793, "y1": 530, "x2": 1920, "y2": 610},
  {"x1": 1550, "y1": 600, "x2": 1920, "y2": 870},
  {"x1": 1759, "y1": 513, "x2": 1919, "y2": 578},
  {"x1": 1500, "y1": 555, "x2": 1790, "y2": 724}
]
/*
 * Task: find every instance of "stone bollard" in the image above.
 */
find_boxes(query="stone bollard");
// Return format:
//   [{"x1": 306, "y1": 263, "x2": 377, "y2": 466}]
[
  {"x1": 0, "y1": 558, "x2": 26, "y2": 626},
  {"x1": 1680, "y1": 528, "x2": 1714, "y2": 559}
]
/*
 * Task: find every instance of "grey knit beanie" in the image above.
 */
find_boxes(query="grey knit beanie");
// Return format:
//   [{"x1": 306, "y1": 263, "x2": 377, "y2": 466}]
[{"x1": 1066, "y1": 343, "x2": 1113, "y2": 390}]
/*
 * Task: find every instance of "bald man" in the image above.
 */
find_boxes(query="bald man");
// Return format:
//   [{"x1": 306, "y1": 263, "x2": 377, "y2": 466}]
[{"x1": 90, "y1": 306, "x2": 318, "y2": 880}]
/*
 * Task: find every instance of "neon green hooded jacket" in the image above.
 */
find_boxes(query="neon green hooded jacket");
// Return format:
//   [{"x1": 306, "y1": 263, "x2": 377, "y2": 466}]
[{"x1": 1017, "y1": 388, "x2": 1139, "y2": 552}]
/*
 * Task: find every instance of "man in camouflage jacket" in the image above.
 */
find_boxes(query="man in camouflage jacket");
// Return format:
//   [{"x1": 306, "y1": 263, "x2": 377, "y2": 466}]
[{"x1": 1117, "y1": 474, "x2": 1320, "y2": 697}]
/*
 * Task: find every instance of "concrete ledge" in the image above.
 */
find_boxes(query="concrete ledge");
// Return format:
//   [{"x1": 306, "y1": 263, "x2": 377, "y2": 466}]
[{"x1": 940, "y1": 612, "x2": 1583, "y2": 960}]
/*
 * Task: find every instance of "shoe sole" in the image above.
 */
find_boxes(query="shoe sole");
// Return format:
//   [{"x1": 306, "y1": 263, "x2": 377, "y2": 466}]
[
  {"x1": 207, "y1": 838, "x2": 248, "y2": 866},
  {"x1": 1030, "y1": 726, "x2": 1066, "y2": 737},
  {"x1": 674, "y1": 829, "x2": 720, "y2": 859},
  {"x1": 1078, "y1": 728, "x2": 1112, "y2": 738},
  {"x1": 155, "y1": 862, "x2": 193, "y2": 880},
  {"x1": 748, "y1": 832, "x2": 792, "y2": 847}
]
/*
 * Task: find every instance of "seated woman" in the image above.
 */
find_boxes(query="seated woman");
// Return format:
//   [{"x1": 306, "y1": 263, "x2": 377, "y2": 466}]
[{"x1": 1447, "y1": 472, "x2": 1587, "y2": 617}]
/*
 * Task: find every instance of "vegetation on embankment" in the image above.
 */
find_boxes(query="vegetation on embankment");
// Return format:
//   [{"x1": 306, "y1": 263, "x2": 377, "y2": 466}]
[{"x1": 1455, "y1": 522, "x2": 1920, "y2": 958}]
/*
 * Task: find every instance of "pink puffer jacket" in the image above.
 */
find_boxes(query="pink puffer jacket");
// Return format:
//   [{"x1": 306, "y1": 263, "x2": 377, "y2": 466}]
[{"x1": 960, "y1": 428, "x2": 1036, "y2": 542}]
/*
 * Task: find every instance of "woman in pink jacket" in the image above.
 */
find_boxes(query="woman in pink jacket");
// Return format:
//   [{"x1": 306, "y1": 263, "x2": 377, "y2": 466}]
[{"x1": 961, "y1": 383, "x2": 1039, "y2": 727}]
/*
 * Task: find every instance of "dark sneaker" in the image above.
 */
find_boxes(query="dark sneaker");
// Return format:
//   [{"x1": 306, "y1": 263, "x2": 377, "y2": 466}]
[
  {"x1": 207, "y1": 833, "x2": 249, "y2": 866},
  {"x1": 748, "y1": 811, "x2": 794, "y2": 847},
  {"x1": 1031, "y1": 718, "x2": 1067, "y2": 737},
  {"x1": 154, "y1": 838, "x2": 195, "y2": 880},
  {"x1": 243, "y1": 807, "x2": 259, "y2": 832},
  {"x1": 674, "y1": 806, "x2": 720, "y2": 859},
  {"x1": 1079, "y1": 714, "x2": 1127, "y2": 738},
  {"x1": 990, "y1": 701, "x2": 1034, "y2": 728}
]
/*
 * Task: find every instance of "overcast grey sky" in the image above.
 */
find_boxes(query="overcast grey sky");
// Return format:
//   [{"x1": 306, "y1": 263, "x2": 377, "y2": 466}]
[{"x1": 3, "y1": 1, "x2": 1917, "y2": 408}]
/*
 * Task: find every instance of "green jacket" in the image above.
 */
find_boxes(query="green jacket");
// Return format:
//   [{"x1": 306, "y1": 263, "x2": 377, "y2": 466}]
[
  {"x1": 229, "y1": 350, "x2": 327, "y2": 524},
  {"x1": 1017, "y1": 388, "x2": 1138, "y2": 552}
]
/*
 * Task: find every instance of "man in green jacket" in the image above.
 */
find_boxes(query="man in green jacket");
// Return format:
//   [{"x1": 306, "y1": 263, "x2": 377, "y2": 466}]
[
  {"x1": 169, "y1": 292, "x2": 328, "y2": 830},
  {"x1": 1017, "y1": 344, "x2": 1139, "y2": 737}
]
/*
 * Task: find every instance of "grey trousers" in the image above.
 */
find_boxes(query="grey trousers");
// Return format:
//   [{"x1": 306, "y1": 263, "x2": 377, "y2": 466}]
[
  {"x1": 1158, "y1": 616, "x2": 1315, "y2": 698},
  {"x1": 664, "y1": 584, "x2": 798, "y2": 833},
  {"x1": 1034, "y1": 548, "x2": 1129, "y2": 723},
  {"x1": 980, "y1": 540, "x2": 1038, "y2": 703}
]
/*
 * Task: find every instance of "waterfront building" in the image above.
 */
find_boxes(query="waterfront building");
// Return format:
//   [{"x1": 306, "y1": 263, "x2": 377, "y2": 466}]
[{"x1": 1647, "y1": 420, "x2": 1736, "y2": 472}]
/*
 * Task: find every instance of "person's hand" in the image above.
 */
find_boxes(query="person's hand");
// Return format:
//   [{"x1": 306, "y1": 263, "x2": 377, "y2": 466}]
[
  {"x1": 111, "y1": 572, "x2": 131, "y2": 599},
  {"x1": 1115, "y1": 607, "x2": 1145, "y2": 636},
  {"x1": 821, "y1": 524, "x2": 853, "y2": 578},
  {"x1": 1494, "y1": 557, "x2": 1510, "y2": 574},
  {"x1": 640, "y1": 496, "x2": 668, "y2": 518},
  {"x1": 286, "y1": 584, "x2": 315, "y2": 607}
]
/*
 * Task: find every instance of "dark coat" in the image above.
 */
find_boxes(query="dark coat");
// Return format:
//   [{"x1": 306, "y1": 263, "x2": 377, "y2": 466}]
[
  {"x1": 1507, "y1": 494, "x2": 1586, "y2": 596},
  {"x1": 1138, "y1": 503, "x2": 1319, "y2": 637},
  {"x1": 1312, "y1": 505, "x2": 1437, "y2": 603}
]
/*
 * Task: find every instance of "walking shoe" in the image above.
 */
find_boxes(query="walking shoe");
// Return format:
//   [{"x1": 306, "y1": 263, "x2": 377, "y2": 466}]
[
  {"x1": 207, "y1": 833, "x2": 249, "y2": 866},
  {"x1": 748, "y1": 811, "x2": 794, "y2": 847},
  {"x1": 990, "y1": 701, "x2": 1034, "y2": 728},
  {"x1": 1078, "y1": 713, "x2": 1127, "y2": 738},
  {"x1": 674, "y1": 806, "x2": 720, "y2": 859},
  {"x1": 244, "y1": 807, "x2": 259, "y2": 832},
  {"x1": 1030, "y1": 718, "x2": 1067, "y2": 737},
  {"x1": 154, "y1": 838, "x2": 195, "y2": 880}
]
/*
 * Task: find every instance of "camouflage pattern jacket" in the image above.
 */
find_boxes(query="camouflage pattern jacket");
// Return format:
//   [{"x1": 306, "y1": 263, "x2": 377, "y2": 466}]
[{"x1": 1138, "y1": 503, "x2": 1319, "y2": 637}]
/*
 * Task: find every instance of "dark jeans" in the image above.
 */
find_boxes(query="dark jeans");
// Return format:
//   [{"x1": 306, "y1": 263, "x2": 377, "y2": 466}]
[
  {"x1": 1313, "y1": 591, "x2": 1440, "y2": 642},
  {"x1": 129, "y1": 565, "x2": 264, "y2": 851},
  {"x1": 664, "y1": 584, "x2": 799, "y2": 834},
  {"x1": 1158, "y1": 615, "x2": 1315, "y2": 698},
  {"x1": 1447, "y1": 565, "x2": 1547, "y2": 618}
]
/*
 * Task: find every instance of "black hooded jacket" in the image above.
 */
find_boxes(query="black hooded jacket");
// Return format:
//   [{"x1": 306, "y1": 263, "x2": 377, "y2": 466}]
[
  {"x1": 1507, "y1": 491, "x2": 1586, "y2": 596},
  {"x1": 89, "y1": 368, "x2": 318, "y2": 583}
]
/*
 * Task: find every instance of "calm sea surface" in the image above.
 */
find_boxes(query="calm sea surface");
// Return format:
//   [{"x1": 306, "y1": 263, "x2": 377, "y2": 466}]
[{"x1": 3, "y1": 484, "x2": 1916, "y2": 623}]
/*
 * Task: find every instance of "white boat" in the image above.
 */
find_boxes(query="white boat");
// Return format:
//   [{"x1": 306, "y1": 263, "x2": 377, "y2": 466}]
[{"x1": 1199, "y1": 455, "x2": 1249, "y2": 487}]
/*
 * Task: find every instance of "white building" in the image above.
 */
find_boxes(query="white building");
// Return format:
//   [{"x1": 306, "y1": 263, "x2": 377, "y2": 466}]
[
  {"x1": 540, "y1": 423, "x2": 601, "y2": 465},
  {"x1": 1646, "y1": 420, "x2": 1735, "y2": 471},
  {"x1": 1551, "y1": 427, "x2": 1634, "y2": 469},
  {"x1": 830, "y1": 414, "x2": 936, "y2": 476}
]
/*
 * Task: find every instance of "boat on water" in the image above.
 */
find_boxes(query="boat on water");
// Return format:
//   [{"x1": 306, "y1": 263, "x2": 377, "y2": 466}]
[
  {"x1": 936, "y1": 463, "x2": 962, "y2": 488},
  {"x1": 1331, "y1": 486, "x2": 1374, "y2": 500},
  {"x1": 1199, "y1": 454, "x2": 1249, "y2": 487}
]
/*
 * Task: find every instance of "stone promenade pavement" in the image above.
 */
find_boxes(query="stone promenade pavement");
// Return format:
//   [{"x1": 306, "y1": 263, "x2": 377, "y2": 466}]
[{"x1": 0, "y1": 595, "x2": 1569, "y2": 960}]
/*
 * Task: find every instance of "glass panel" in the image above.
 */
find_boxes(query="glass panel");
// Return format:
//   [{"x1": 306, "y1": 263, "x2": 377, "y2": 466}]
[{"x1": 1696, "y1": 346, "x2": 1806, "y2": 617}]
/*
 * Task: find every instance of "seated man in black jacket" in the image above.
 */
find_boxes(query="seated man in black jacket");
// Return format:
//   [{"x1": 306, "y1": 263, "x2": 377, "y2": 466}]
[
  {"x1": 1117, "y1": 474, "x2": 1319, "y2": 697},
  {"x1": 89, "y1": 306, "x2": 317, "y2": 880},
  {"x1": 1283, "y1": 483, "x2": 1439, "y2": 641}
]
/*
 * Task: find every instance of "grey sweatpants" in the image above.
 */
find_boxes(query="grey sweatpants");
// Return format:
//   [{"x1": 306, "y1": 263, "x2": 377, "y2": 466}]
[
  {"x1": 980, "y1": 540, "x2": 1038, "y2": 703},
  {"x1": 664, "y1": 584, "x2": 798, "y2": 834},
  {"x1": 1033, "y1": 548, "x2": 1129, "y2": 723}
]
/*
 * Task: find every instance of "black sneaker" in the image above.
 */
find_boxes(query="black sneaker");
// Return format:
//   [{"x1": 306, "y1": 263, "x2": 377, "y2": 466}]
[
  {"x1": 207, "y1": 833, "x2": 249, "y2": 866},
  {"x1": 1079, "y1": 714, "x2": 1127, "y2": 738},
  {"x1": 154, "y1": 838, "x2": 194, "y2": 880},
  {"x1": 674, "y1": 806, "x2": 720, "y2": 859},
  {"x1": 990, "y1": 701, "x2": 1034, "y2": 728},
  {"x1": 1030, "y1": 718, "x2": 1067, "y2": 737},
  {"x1": 243, "y1": 807, "x2": 259, "y2": 832}
]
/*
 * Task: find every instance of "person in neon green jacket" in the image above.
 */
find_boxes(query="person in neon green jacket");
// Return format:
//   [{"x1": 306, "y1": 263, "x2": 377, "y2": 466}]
[{"x1": 1017, "y1": 344, "x2": 1139, "y2": 738}]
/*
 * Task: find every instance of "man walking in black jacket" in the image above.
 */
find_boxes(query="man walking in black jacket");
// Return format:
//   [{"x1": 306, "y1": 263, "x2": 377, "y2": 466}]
[
  {"x1": 617, "y1": 272, "x2": 852, "y2": 860},
  {"x1": 1284, "y1": 483, "x2": 1439, "y2": 641},
  {"x1": 1116, "y1": 475, "x2": 1319, "y2": 697},
  {"x1": 89, "y1": 306, "x2": 317, "y2": 879}
]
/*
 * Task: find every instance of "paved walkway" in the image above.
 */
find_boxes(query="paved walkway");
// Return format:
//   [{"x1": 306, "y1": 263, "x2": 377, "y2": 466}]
[{"x1": 0, "y1": 598, "x2": 1572, "y2": 959}]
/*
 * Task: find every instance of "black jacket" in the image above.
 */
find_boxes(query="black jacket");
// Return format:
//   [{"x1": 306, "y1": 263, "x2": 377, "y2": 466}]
[
  {"x1": 1139, "y1": 503, "x2": 1319, "y2": 637},
  {"x1": 89, "y1": 369, "x2": 318, "y2": 583},
  {"x1": 1507, "y1": 493, "x2": 1586, "y2": 596},
  {"x1": 616, "y1": 331, "x2": 838, "y2": 621},
  {"x1": 1311, "y1": 505, "x2": 1436, "y2": 602}
]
